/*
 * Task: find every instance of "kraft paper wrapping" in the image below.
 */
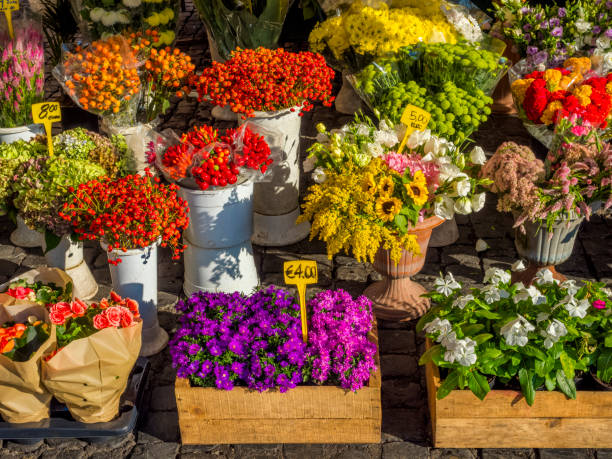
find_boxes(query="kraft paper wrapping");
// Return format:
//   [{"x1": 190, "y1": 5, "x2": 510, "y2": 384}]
[
  {"x1": 0, "y1": 304, "x2": 56, "y2": 423},
  {"x1": 0, "y1": 268, "x2": 74, "y2": 307},
  {"x1": 42, "y1": 321, "x2": 142, "y2": 423}
]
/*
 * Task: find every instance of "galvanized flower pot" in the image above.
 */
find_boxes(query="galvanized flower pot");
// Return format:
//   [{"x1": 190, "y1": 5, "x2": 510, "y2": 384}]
[{"x1": 512, "y1": 216, "x2": 584, "y2": 285}]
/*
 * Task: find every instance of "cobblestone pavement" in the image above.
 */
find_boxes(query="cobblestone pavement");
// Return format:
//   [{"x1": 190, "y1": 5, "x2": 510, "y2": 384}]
[{"x1": 1, "y1": 2, "x2": 611, "y2": 458}]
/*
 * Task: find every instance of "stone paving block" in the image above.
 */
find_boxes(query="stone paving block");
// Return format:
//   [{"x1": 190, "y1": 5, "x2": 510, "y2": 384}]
[
  {"x1": 141, "y1": 410, "x2": 180, "y2": 443},
  {"x1": 234, "y1": 444, "x2": 282, "y2": 459},
  {"x1": 481, "y1": 449, "x2": 535, "y2": 459},
  {"x1": 539, "y1": 449, "x2": 594, "y2": 459},
  {"x1": 430, "y1": 448, "x2": 478, "y2": 459},
  {"x1": 379, "y1": 330, "x2": 417, "y2": 355},
  {"x1": 283, "y1": 444, "x2": 345, "y2": 459},
  {"x1": 441, "y1": 245, "x2": 481, "y2": 269},
  {"x1": 151, "y1": 385, "x2": 178, "y2": 412},
  {"x1": 382, "y1": 442, "x2": 429, "y2": 459},
  {"x1": 180, "y1": 444, "x2": 235, "y2": 458},
  {"x1": 382, "y1": 408, "x2": 428, "y2": 443},
  {"x1": 335, "y1": 444, "x2": 382, "y2": 459},
  {"x1": 130, "y1": 442, "x2": 180, "y2": 459},
  {"x1": 382, "y1": 379, "x2": 423, "y2": 408}
]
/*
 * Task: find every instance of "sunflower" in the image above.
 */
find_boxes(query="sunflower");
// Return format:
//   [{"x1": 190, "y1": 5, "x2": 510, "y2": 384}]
[
  {"x1": 405, "y1": 170, "x2": 429, "y2": 206},
  {"x1": 361, "y1": 172, "x2": 377, "y2": 195},
  {"x1": 375, "y1": 196, "x2": 402, "y2": 222},
  {"x1": 378, "y1": 176, "x2": 394, "y2": 196}
]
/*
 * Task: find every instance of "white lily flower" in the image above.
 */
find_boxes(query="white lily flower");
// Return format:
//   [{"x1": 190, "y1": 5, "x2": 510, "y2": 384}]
[
  {"x1": 406, "y1": 129, "x2": 431, "y2": 150},
  {"x1": 471, "y1": 192, "x2": 486, "y2": 212},
  {"x1": 434, "y1": 196, "x2": 455, "y2": 220},
  {"x1": 560, "y1": 295, "x2": 589, "y2": 319},
  {"x1": 434, "y1": 272, "x2": 461, "y2": 296},
  {"x1": 453, "y1": 196, "x2": 472, "y2": 215},
  {"x1": 438, "y1": 164, "x2": 462, "y2": 182},
  {"x1": 452, "y1": 177, "x2": 471, "y2": 197},
  {"x1": 365, "y1": 142, "x2": 383, "y2": 158},
  {"x1": 356, "y1": 124, "x2": 370, "y2": 136},
  {"x1": 541, "y1": 319, "x2": 568, "y2": 349},
  {"x1": 560, "y1": 279, "x2": 580, "y2": 296},
  {"x1": 469, "y1": 145, "x2": 487, "y2": 165},
  {"x1": 500, "y1": 315, "x2": 535, "y2": 347},
  {"x1": 452, "y1": 294, "x2": 475, "y2": 310},
  {"x1": 484, "y1": 267, "x2": 511, "y2": 285}
]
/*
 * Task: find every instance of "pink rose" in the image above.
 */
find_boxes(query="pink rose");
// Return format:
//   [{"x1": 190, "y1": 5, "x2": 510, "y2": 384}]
[
  {"x1": 104, "y1": 306, "x2": 123, "y2": 327},
  {"x1": 70, "y1": 299, "x2": 88, "y2": 317},
  {"x1": 49, "y1": 311, "x2": 66, "y2": 325},
  {"x1": 6, "y1": 286, "x2": 34, "y2": 300},
  {"x1": 593, "y1": 299, "x2": 607, "y2": 309},
  {"x1": 53, "y1": 302, "x2": 72, "y2": 317},
  {"x1": 126, "y1": 299, "x2": 140, "y2": 317},
  {"x1": 93, "y1": 313, "x2": 110, "y2": 330},
  {"x1": 120, "y1": 308, "x2": 134, "y2": 328}
]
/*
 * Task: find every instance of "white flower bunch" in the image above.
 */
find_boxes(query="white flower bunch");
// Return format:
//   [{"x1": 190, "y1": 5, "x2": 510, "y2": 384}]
[
  {"x1": 434, "y1": 272, "x2": 461, "y2": 296},
  {"x1": 441, "y1": 2, "x2": 484, "y2": 43},
  {"x1": 500, "y1": 315, "x2": 535, "y2": 347}
]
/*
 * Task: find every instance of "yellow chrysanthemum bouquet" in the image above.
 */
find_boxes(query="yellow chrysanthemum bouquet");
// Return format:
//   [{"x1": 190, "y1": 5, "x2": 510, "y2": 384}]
[
  {"x1": 299, "y1": 117, "x2": 490, "y2": 264},
  {"x1": 308, "y1": 0, "x2": 459, "y2": 73}
]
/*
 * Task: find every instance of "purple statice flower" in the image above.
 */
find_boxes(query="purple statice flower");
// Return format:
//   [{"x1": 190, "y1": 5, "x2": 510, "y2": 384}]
[
  {"x1": 558, "y1": 8, "x2": 566, "y2": 18},
  {"x1": 523, "y1": 23, "x2": 532, "y2": 32},
  {"x1": 549, "y1": 17, "x2": 560, "y2": 28},
  {"x1": 523, "y1": 33, "x2": 532, "y2": 43},
  {"x1": 594, "y1": 26, "x2": 603, "y2": 35},
  {"x1": 527, "y1": 46, "x2": 540, "y2": 56},
  {"x1": 551, "y1": 27, "x2": 563, "y2": 37}
]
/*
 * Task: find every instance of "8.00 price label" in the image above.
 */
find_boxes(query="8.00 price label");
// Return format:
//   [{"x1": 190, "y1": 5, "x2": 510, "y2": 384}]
[
  {"x1": 0, "y1": 0, "x2": 19, "y2": 11},
  {"x1": 32, "y1": 102, "x2": 61, "y2": 157}
]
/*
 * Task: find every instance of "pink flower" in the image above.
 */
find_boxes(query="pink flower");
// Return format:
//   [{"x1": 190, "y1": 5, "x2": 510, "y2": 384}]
[
  {"x1": 104, "y1": 306, "x2": 123, "y2": 327},
  {"x1": 570, "y1": 125, "x2": 590, "y2": 136},
  {"x1": 70, "y1": 299, "x2": 88, "y2": 317},
  {"x1": 6, "y1": 286, "x2": 34, "y2": 300},
  {"x1": 93, "y1": 314, "x2": 110, "y2": 330},
  {"x1": 593, "y1": 299, "x2": 607, "y2": 309},
  {"x1": 49, "y1": 311, "x2": 66, "y2": 325},
  {"x1": 384, "y1": 152, "x2": 409, "y2": 174}
]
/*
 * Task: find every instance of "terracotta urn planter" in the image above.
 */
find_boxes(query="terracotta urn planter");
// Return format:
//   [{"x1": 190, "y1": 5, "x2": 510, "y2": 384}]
[
  {"x1": 365, "y1": 216, "x2": 443, "y2": 321},
  {"x1": 512, "y1": 215, "x2": 584, "y2": 285}
]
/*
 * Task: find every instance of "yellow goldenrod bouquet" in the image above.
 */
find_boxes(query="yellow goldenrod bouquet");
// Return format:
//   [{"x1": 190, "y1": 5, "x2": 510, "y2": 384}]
[
  {"x1": 299, "y1": 117, "x2": 490, "y2": 264},
  {"x1": 308, "y1": 0, "x2": 459, "y2": 73}
]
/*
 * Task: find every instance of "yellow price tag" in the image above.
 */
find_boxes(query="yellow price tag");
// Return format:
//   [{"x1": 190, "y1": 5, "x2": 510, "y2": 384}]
[
  {"x1": 283, "y1": 260, "x2": 318, "y2": 343},
  {"x1": 32, "y1": 102, "x2": 61, "y2": 157},
  {"x1": 397, "y1": 104, "x2": 431, "y2": 155},
  {"x1": 0, "y1": 0, "x2": 18, "y2": 40}
]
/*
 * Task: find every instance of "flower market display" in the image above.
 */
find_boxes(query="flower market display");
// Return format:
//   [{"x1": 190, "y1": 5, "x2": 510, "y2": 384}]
[
  {"x1": 43, "y1": 293, "x2": 142, "y2": 423},
  {"x1": 419, "y1": 268, "x2": 612, "y2": 405},
  {"x1": 59, "y1": 169, "x2": 189, "y2": 355},
  {"x1": 0, "y1": 15, "x2": 45, "y2": 142},
  {"x1": 351, "y1": 42, "x2": 508, "y2": 144},
  {"x1": 299, "y1": 117, "x2": 489, "y2": 319},
  {"x1": 170, "y1": 286, "x2": 377, "y2": 392},
  {"x1": 193, "y1": 0, "x2": 291, "y2": 61},
  {"x1": 0, "y1": 277, "x2": 72, "y2": 307},
  {"x1": 481, "y1": 133, "x2": 612, "y2": 284}
]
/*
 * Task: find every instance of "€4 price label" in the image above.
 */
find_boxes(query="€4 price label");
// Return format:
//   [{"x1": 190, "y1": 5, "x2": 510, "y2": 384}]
[
  {"x1": 32, "y1": 102, "x2": 61, "y2": 157},
  {"x1": 0, "y1": 0, "x2": 19, "y2": 39},
  {"x1": 284, "y1": 260, "x2": 318, "y2": 343},
  {"x1": 397, "y1": 104, "x2": 431, "y2": 155}
]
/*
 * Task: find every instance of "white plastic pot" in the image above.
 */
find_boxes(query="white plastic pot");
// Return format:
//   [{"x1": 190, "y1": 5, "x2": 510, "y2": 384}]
[
  {"x1": 0, "y1": 124, "x2": 44, "y2": 144},
  {"x1": 183, "y1": 240, "x2": 259, "y2": 296},
  {"x1": 238, "y1": 107, "x2": 310, "y2": 246},
  {"x1": 101, "y1": 241, "x2": 168, "y2": 357},
  {"x1": 42, "y1": 235, "x2": 98, "y2": 300},
  {"x1": 10, "y1": 216, "x2": 43, "y2": 248},
  {"x1": 178, "y1": 178, "x2": 253, "y2": 249}
]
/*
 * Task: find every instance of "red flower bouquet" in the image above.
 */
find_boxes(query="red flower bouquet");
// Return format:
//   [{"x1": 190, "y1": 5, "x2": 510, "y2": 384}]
[
  {"x1": 157, "y1": 124, "x2": 272, "y2": 190},
  {"x1": 511, "y1": 57, "x2": 612, "y2": 130},
  {"x1": 58, "y1": 170, "x2": 189, "y2": 264},
  {"x1": 189, "y1": 47, "x2": 335, "y2": 118}
]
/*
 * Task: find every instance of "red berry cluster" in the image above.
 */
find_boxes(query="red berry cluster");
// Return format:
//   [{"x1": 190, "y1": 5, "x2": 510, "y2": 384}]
[
  {"x1": 159, "y1": 124, "x2": 273, "y2": 191},
  {"x1": 189, "y1": 47, "x2": 335, "y2": 119},
  {"x1": 59, "y1": 169, "x2": 190, "y2": 265},
  {"x1": 222, "y1": 127, "x2": 273, "y2": 174}
]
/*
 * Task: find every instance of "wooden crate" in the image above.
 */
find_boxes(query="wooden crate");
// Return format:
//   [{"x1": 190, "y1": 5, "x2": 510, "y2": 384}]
[
  {"x1": 426, "y1": 343, "x2": 612, "y2": 448},
  {"x1": 175, "y1": 329, "x2": 381, "y2": 444}
]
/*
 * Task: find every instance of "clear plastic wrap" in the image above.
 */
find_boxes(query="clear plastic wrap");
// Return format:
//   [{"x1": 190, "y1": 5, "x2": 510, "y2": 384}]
[{"x1": 53, "y1": 35, "x2": 142, "y2": 128}]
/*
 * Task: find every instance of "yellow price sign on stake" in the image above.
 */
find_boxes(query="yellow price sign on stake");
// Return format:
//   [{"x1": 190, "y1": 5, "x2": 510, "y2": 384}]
[
  {"x1": 283, "y1": 260, "x2": 318, "y2": 343},
  {"x1": 32, "y1": 102, "x2": 61, "y2": 157},
  {"x1": 0, "y1": 0, "x2": 19, "y2": 39},
  {"x1": 397, "y1": 104, "x2": 431, "y2": 155}
]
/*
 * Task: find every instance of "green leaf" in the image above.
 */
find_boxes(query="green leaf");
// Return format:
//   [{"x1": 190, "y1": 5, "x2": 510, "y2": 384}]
[
  {"x1": 416, "y1": 305, "x2": 442, "y2": 333},
  {"x1": 43, "y1": 230, "x2": 61, "y2": 254},
  {"x1": 419, "y1": 344, "x2": 443, "y2": 366},
  {"x1": 555, "y1": 369, "x2": 577, "y2": 400},
  {"x1": 545, "y1": 375, "x2": 556, "y2": 391},
  {"x1": 522, "y1": 345, "x2": 547, "y2": 362},
  {"x1": 559, "y1": 351, "x2": 575, "y2": 380},
  {"x1": 437, "y1": 370, "x2": 460, "y2": 400},
  {"x1": 461, "y1": 324, "x2": 485, "y2": 336},
  {"x1": 394, "y1": 214, "x2": 407, "y2": 233},
  {"x1": 474, "y1": 309, "x2": 501, "y2": 320},
  {"x1": 519, "y1": 368, "x2": 535, "y2": 406},
  {"x1": 605, "y1": 332, "x2": 612, "y2": 348},
  {"x1": 473, "y1": 333, "x2": 493, "y2": 345},
  {"x1": 467, "y1": 371, "x2": 491, "y2": 400},
  {"x1": 534, "y1": 358, "x2": 555, "y2": 378},
  {"x1": 597, "y1": 348, "x2": 612, "y2": 383}
]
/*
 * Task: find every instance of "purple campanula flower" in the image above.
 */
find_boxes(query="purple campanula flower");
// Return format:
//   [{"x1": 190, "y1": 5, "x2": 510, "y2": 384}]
[
  {"x1": 558, "y1": 7, "x2": 566, "y2": 18},
  {"x1": 550, "y1": 17, "x2": 560, "y2": 27},
  {"x1": 606, "y1": 28, "x2": 612, "y2": 38},
  {"x1": 523, "y1": 23, "x2": 532, "y2": 32},
  {"x1": 594, "y1": 26, "x2": 602, "y2": 35},
  {"x1": 527, "y1": 46, "x2": 539, "y2": 56},
  {"x1": 551, "y1": 27, "x2": 563, "y2": 37},
  {"x1": 524, "y1": 33, "x2": 532, "y2": 42}
]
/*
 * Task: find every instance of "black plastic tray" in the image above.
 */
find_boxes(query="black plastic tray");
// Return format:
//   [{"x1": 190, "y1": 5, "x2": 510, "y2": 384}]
[{"x1": 0, "y1": 357, "x2": 149, "y2": 443}]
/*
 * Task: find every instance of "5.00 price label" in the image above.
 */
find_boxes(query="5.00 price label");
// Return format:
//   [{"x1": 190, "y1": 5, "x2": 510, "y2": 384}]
[
  {"x1": 284, "y1": 260, "x2": 318, "y2": 343},
  {"x1": 397, "y1": 104, "x2": 431, "y2": 155}
]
